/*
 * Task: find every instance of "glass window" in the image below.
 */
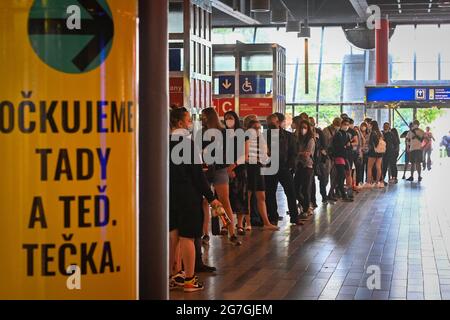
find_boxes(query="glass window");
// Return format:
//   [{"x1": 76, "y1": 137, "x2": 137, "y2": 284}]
[
  {"x1": 294, "y1": 105, "x2": 317, "y2": 117},
  {"x1": 292, "y1": 64, "x2": 319, "y2": 103},
  {"x1": 439, "y1": 24, "x2": 450, "y2": 80},
  {"x1": 241, "y1": 53, "x2": 273, "y2": 71},
  {"x1": 390, "y1": 25, "x2": 415, "y2": 80},
  {"x1": 319, "y1": 64, "x2": 342, "y2": 102},
  {"x1": 168, "y1": 3, "x2": 183, "y2": 33},
  {"x1": 318, "y1": 106, "x2": 341, "y2": 128},
  {"x1": 212, "y1": 28, "x2": 255, "y2": 44},
  {"x1": 415, "y1": 25, "x2": 439, "y2": 80},
  {"x1": 322, "y1": 27, "x2": 352, "y2": 64},
  {"x1": 213, "y1": 53, "x2": 235, "y2": 72}
]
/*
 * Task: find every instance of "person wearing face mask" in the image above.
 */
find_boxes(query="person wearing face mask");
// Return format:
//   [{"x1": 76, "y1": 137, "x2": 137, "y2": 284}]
[
  {"x1": 406, "y1": 120, "x2": 425, "y2": 182},
  {"x1": 264, "y1": 114, "x2": 300, "y2": 225},
  {"x1": 367, "y1": 120, "x2": 385, "y2": 188},
  {"x1": 308, "y1": 116, "x2": 326, "y2": 208},
  {"x1": 201, "y1": 108, "x2": 241, "y2": 246},
  {"x1": 331, "y1": 118, "x2": 354, "y2": 202},
  {"x1": 322, "y1": 117, "x2": 342, "y2": 202},
  {"x1": 169, "y1": 107, "x2": 223, "y2": 292},
  {"x1": 360, "y1": 122, "x2": 370, "y2": 187},
  {"x1": 242, "y1": 119, "x2": 279, "y2": 231},
  {"x1": 345, "y1": 118, "x2": 358, "y2": 199},
  {"x1": 223, "y1": 111, "x2": 249, "y2": 235},
  {"x1": 294, "y1": 120, "x2": 317, "y2": 219},
  {"x1": 381, "y1": 122, "x2": 396, "y2": 185}
]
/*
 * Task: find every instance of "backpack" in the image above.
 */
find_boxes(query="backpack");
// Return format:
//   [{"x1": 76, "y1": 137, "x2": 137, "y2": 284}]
[{"x1": 374, "y1": 136, "x2": 386, "y2": 154}]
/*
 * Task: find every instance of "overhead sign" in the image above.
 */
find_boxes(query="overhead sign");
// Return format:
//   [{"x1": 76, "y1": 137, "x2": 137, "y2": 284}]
[
  {"x1": 218, "y1": 76, "x2": 235, "y2": 95},
  {"x1": 213, "y1": 98, "x2": 235, "y2": 117},
  {"x1": 239, "y1": 75, "x2": 267, "y2": 95},
  {"x1": 366, "y1": 86, "x2": 450, "y2": 103},
  {"x1": 0, "y1": 0, "x2": 137, "y2": 299},
  {"x1": 239, "y1": 98, "x2": 273, "y2": 117},
  {"x1": 28, "y1": 0, "x2": 114, "y2": 74}
]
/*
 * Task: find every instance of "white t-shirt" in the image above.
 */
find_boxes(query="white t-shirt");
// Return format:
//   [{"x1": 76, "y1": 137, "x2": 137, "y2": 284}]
[{"x1": 406, "y1": 128, "x2": 425, "y2": 151}]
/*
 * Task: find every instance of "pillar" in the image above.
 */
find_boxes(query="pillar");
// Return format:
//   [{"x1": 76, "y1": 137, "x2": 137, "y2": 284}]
[
  {"x1": 375, "y1": 18, "x2": 389, "y2": 84},
  {"x1": 139, "y1": 0, "x2": 169, "y2": 300}
]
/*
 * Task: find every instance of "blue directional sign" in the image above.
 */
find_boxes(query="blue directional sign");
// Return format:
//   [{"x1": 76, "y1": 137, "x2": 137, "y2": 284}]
[
  {"x1": 239, "y1": 75, "x2": 267, "y2": 95},
  {"x1": 218, "y1": 76, "x2": 235, "y2": 95},
  {"x1": 366, "y1": 86, "x2": 450, "y2": 103}
]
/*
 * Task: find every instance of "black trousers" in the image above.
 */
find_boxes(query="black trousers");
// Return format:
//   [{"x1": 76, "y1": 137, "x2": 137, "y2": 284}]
[
  {"x1": 265, "y1": 167, "x2": 298, "y2": 221},
  {"x1": 294, "y1": 166, "x2": 314, "y2": 214},
  {"x1": 195, "y1": 237, "x2": 203, "y2": 267},
  {"x1": 382, "y1": 152, "x2": 397, "y2": 180},
  {"x1": 355, "y1": 156, "x2": 364, "y2": 185},
  {"x1": 391, "y1": 151, "x2": 399, "y2": 178},
  {"x1": 336, "y1": 164, "x2": 346, "y2": 198}
]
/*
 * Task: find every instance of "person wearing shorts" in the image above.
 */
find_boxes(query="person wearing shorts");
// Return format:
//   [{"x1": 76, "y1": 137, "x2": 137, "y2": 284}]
[{"x1": 406, "y1": 120, "x2": 425, "y2": 182}]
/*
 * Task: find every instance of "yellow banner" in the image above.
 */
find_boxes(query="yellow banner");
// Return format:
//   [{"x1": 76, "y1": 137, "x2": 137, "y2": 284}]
[{"x1": 0, "y1": 0, "x2": 137, "y2": 299}]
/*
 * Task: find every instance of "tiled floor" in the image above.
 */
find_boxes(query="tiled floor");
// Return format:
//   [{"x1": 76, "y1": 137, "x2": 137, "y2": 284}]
[{"x1": 171, "y1": 158, "x2": 450, "y2": 300}]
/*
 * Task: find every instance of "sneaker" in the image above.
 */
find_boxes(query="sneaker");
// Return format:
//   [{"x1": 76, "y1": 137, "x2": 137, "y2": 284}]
[
  {"x1": 184, "y1": 276, "x2": 204, "y2": 293},
  {"x1": 201, "y1": 234, "x2": 210, "y2": 245},
  {"x1": 170, "y1": 271, "x2": 185, "y2": 290},
  {"x1": 377, "y1": 182, "x2": 385, "y2": 188},
  {"x1": 406, "y1": 177, "x2": 414, "y2": 182},
  {"x1": 229, "y1": 235, "x2": 242, "y2": 246},
  {"x1": 418, "y1": 176, "x2": 423, "y2": 182}
]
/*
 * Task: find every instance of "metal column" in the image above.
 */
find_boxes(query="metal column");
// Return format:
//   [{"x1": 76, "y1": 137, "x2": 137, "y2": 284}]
[{"x1": 139, "y1": 0, "x2": 169, "y2": 300}]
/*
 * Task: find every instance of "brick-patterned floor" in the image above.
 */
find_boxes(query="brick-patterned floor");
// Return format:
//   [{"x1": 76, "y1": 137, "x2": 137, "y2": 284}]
[{"x1": 171, "y1": 158, "x2": 450, "y2": 300}]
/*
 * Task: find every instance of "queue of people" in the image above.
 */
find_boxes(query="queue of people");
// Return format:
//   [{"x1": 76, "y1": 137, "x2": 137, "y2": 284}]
[{"x1": 169, "y1": 106, "x2": 429, "y2": 293}]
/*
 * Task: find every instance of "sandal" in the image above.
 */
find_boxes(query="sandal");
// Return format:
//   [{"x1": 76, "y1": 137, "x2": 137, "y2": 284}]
[
  {"x1": 245, "y1": 226, "x2": 252, "y2": 231},
  {"x1": 237, "y1": 227, "x2": 245, "y2": 236}
]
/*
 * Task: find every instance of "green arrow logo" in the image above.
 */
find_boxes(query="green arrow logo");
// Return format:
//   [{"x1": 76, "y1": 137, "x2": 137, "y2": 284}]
[{"x1": 28, "y1": 0, "x2": 114, "y2": 74}]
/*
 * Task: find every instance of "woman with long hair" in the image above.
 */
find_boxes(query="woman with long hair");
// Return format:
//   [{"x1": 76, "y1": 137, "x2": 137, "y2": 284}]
[
  {"x1": 224, "y1": 111, "x2": 249, "y2": 235},
  {"x1": 242, "y1": 119, "x2": 279, "y2": 230},
  {"x1": 169, "y1": 107, "x2": 222, "y2": 292},
  {"x1": 294, "y1": 119, "x2": 316, "y2": 219},
  {"x1": 360, "y1": 121, "x2": 370, "y2": 186},
  {"x1": 366, "y1": 120, "x2": 385, "y2": 188},
  {"x1": 201, "y1": 107, "x2": 241, "y2": 245}
]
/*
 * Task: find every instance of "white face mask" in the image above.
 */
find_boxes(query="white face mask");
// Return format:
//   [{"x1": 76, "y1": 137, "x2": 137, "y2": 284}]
[
  {"x1": 301, "y1": 128, "x2": 307, "y2": 136},
  {"x1": 342, "y1": 126, "x2": 349, "y2": 132},
  {"x1": 225, "y1": 119, "x2": 235, "y2": 129}
]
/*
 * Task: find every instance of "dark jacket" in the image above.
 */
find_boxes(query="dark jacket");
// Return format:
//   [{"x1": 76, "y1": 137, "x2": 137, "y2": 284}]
[
  {"x1": 382, "y1": 131, "x2": 396, "y2": 154},
  {"x1": 332, "y1": 130, "x2": 351, "y2": 159},
  {"x1": 267, "y1": 128, "x2": 297, "y2": 170},
  {"x1": 170, "y1": 135, "x2": 215, "y2": 218}
]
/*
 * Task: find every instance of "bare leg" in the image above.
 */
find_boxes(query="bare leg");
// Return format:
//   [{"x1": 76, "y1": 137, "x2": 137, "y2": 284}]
[
  {"x1": 256, "y1": 191, "x2": 279, "y2": 230},
  {"x1": 179, "y1": 237, "x2": 196, "y2": 279},
  {"x1": 237, "y1": 213, "x2": 245, "y2": 229},
  {"x1": 376, "y1": 158, "x2": 383, "y2": 182},
  {"x1": 367, "y1": 157, "x2": 375, "y2": 184},
  {"x1": 169, "y1": 230, "x2": 180, "y2": 276},
  {"x1": 215, "y1": 183, "x2": 236, "y2": 237},
  {"x1": 202, "y1": 198, "x2": 209, "y2": 236}
]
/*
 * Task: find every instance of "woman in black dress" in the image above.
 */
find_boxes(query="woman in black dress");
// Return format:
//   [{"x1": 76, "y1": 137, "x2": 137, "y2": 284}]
[{"x1": 169, "y1": 108, "x2": 222, "y2": 292}]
